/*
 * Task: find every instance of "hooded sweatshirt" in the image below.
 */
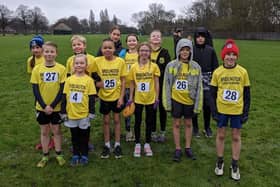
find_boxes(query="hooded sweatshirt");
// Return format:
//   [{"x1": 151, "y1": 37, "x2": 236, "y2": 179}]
[
  {"x1": 193, "y1": 27, "x2": 219, "y2": 92},
  {"x1": 162, "y1": 39, "x2": 203, "y2": 113}
]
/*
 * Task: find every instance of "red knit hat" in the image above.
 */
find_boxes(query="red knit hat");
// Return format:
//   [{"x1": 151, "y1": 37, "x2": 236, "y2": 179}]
[{"x1": 221, "y1": 39, "x2": 239, "y2": 60}]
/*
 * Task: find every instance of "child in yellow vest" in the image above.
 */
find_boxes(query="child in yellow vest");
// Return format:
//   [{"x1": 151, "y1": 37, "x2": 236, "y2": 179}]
[
  {"x1": 30, "y1": 41, "x2": 66, "y2": 168},
  {"x1": 211, "y1": 39, "x2": 250, "y2": 181},
  {"x1": 61, "y1": 54, "x2": 97, "y2": 166},
  {"x1": 91, "y1": 39, "x2": 126, "y2": 159}
]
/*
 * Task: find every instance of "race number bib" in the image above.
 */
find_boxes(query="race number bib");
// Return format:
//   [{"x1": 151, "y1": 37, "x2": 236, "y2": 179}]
[
  {"x1": 137, "y1": 82, "x2": 150, "y2": 92},
  {"x1": 104, "y1": 79, "x2": 116, "y2": 89},
  {"x1": 223, "y1": 89, "x2": 239, "y2": 102},
  {"x1": 43, "y1": 72, "x2": 58, "y2": 82},
  {"x1": 175, "y1": 80, "x2": 188, "y2": 90},
  {"x1": 70, "y1": 92, "x2": 83, "y2": 103}
]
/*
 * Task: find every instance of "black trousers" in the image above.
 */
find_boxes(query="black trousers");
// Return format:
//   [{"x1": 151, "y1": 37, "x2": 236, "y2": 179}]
[
  {"x1": 134, "y1": 103, "x2": 155, "y2": 144},
  {"x1": 192, "y1": 91, "x2": 211, "y2": 131},
  {"x1": 70, "y1": 127, "x2": 90, "y2": 156}
]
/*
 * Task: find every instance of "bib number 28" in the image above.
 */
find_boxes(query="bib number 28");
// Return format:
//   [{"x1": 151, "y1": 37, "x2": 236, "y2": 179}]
[{"x1": 223, "y1": 89, "x2": 239, "y2": 102}]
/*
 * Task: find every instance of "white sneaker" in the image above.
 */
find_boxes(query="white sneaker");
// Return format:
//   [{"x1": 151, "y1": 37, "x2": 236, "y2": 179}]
[
  {"x1": 126, "y1": 131, "x2": 134, "y2": 142},
  {"x1": 231, "y1": 165, "x2": 240, "y2": 181},
  {"x1": 215, "y1": 161, "x2": 224, "y2": 176},
  {"x1": 133, "y1": 144, "x2": 141, "y2": 157},
  {"x1": 144, "y1": 143, "x2": 153, "y2": 157}
]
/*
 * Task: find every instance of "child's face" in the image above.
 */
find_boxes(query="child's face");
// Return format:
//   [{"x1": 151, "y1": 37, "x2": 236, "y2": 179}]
[
  {"x1": 139, "y1": 45, "x2": 151, "y2": 61},
  {"x1": 101, "y1": 41, "x2": 115, "y2": 58},
  {"x1": 127, "y1": 36, "x2": 138, "y2": 50},
  {"x1": 43, "y1": 45, "x2": 57, "y2": 62},
  {"x1": 150, "y1": 31, "x2": 162, "y2": 45},
  {"x1": 196, "y1": 35, "x2": 206, "y2": 45},
  {"x1": 110, "y1": 29, "x2": 121, "y2": 43},
  {"x1": 179, "y1": 47, "x2": 191, "y2": 61},
  {"x1": 31, "y1": 45, "x2": 43, "y2": 57},
  {"x1": 224, "y1": 52, "x2": 237, "y2": 67},
  {"x1": 72, "y1": 39, "x2": 86, "y2": 54},
  {"x1": 73, "y1": 56, "x2": 87, "y2": 73}
]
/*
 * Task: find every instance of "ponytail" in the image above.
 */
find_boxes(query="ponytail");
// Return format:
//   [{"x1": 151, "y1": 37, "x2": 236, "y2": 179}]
[{"x1": 29, "y1": 55, "x2": 36, "y2": 69}]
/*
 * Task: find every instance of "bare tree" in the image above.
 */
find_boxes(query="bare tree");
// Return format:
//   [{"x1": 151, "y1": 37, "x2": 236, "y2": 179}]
[
  {"x1": 0, "y1": 5, "x2": 13, "y2": 36},
  {"x1": 99, "y1": 9, "x2": 111, "y2": 33},
  {"x1": 30, "y1": 7, "x2": 48, "y2": 34},
  {"x1": 15, "y1": 4, "x2": 32, "y2": 34},
  {"x1": 132, "y1": 3, "x2": 176, "y2": 34},
  {"x1": 80, "y1": 18, "x2": 89, "y2": 33},
  {"x1": 89, "y1": 9, "x2": 97, "y2": 33}
]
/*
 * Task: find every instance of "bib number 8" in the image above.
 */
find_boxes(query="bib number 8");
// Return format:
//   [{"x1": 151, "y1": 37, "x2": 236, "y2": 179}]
[
  {"x1": 223, "y1": 89, "x2": 239, "y2": 102},
  {"x1": 137, "y1": 82, "x2": 150, "y2": 92}
]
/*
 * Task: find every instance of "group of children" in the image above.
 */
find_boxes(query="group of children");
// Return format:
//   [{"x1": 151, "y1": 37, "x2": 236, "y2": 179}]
[{"x1": 27, "y1": 26, "x2": 250, "y2": 181}]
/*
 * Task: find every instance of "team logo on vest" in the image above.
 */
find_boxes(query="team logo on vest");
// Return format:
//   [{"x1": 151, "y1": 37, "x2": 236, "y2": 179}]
[{"x1": 159, "y1": 57, "x2": 165, "y2": 64}]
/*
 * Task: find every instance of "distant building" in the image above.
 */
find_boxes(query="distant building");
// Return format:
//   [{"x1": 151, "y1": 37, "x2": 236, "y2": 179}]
[{"x1": 53, "y1": 23, "x2": 72, "y2": 35}]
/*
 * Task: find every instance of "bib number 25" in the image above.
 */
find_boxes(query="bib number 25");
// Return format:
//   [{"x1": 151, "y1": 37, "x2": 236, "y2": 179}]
[{"x1": 104, "y1": 79, "x2": 116, "y2": 89}]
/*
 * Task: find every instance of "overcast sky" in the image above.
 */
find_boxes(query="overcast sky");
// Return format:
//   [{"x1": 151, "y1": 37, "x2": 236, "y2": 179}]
[{"x1": 2, "y1": 0, "x2": 193, "y2": 26}]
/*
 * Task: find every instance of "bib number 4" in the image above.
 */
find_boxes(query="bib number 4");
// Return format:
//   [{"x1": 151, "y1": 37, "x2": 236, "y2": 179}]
[{"x1": 70, "y1": 92, "x2": 83, "y2": 103}]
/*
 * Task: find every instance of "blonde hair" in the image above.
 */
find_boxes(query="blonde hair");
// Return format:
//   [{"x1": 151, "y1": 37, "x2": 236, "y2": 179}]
[
  {"x1": 137, "y1": 42, "x2": 152, "y2": 61},
  {"x1": 72, "y1": 54, "x2": 89, "y2": 74},
  {"x1": 43, "y1": 41, "x2": 58, "y2": 51},
  {"x1": 71, "y1": 35, "x2": 87, "y2": 44}
]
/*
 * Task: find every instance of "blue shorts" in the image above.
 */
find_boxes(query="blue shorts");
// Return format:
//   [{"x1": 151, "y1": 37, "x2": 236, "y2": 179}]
[{"x1": 217, "y1": 114, "x2": 242, "y2": 129}]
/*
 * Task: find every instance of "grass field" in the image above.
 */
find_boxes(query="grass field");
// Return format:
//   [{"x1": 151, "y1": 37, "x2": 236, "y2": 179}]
[{"x1": 0, "y1": 34, "x2": 280, "y2": 187}]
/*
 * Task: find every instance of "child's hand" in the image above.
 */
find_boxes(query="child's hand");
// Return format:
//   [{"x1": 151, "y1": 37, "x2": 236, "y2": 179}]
[
  {"x1": 126, "y1": 100, "x2": 133, "y2": 107},
  {"x1": 117, "y1": 98, "x2": 124, "y2": 108},
  {"x1": 153, "y1": 99, "x2": 159, "y2": 110},
  {"x1": 212, "y1": 112, "x2": 219, "y2": 122},
  {"x1": 88, "y1": 113, "x2": 95, "y2": 120},
  {"x1": 59, "y1": 113, "x2": 68, "y2": 121},
  {"x1": 241, "y1": 114, "x2": 248, "y2": 124},
  {"x1": 44, "y1": 105, "x2": 53, "y2": 115}
]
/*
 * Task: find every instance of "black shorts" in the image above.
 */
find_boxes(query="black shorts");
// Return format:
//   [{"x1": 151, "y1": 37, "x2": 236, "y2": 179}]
[
  {"x1": 99, "y1": 99, "x2": 123, "y2": 115},
  {"x1": 36, "y1": 111, "x2": 61, "y2": 125},
  {"x1": 171, "y1": 99, "x2": 194, "y2": 119}
]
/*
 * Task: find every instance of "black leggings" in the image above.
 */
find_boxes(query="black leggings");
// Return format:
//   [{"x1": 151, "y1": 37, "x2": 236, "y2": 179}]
[
  {"x1": 134, "y1": 103, "x2": 155, "y2": 144},
  {"x1": 70, "y1": 127, "x2": 90, "y2": 156},
  {"x1": 152, "y1": 99, "x2": 167, "y2": 132},
  {"x1": 192, "y1": 100, "x2": 211, "y2": 131}
]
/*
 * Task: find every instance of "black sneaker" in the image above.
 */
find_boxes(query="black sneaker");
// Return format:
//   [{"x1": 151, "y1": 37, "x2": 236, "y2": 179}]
[
  {"x1": 192, "y1": 129, "x2": 200, "y2": 138},
  {"x1": 114, "y1": 145, "x2": 122, "y2": 159},
  {"x1": 173, "y1": 149, "x2": 182, "y2": 162},
  {"x1": 100, "y1": 146, "x2": 110, "y2": 159},
  {"x1": 185, "y1": 148, "x2": 196, "y2": 160},
  {"x1": 203, "y1": 128, "x2": 213, "y2": 138}
]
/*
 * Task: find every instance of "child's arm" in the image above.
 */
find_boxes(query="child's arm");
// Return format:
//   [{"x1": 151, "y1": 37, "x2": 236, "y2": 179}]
[
  {"x1": 210, "y1": 85, "x2": 219, "y2": 121},
  {"x1": 241, "y1": 86, "x2": 251, "y2": 123},
  {"x1": 88, "y1": 95, "x2": 95, "y2": 115},
  {"x1": 50, "y1": 83, "x2": 64, "y2": 109},
  {"x1": 154, "y1": 76, "x2": 160, "y2": 101},
  {"x1": 60, "y1": 93, "x2": 68, "y2": 121},
  {"x1": 129, "y1": 80, "x2": 135, "y2": 102},
  {"x1": 32, "y1": 84, "x2": 47, "y2": 110},
  {"x1": 117, "y1": 76, "x2": 126, "y2": 108}
]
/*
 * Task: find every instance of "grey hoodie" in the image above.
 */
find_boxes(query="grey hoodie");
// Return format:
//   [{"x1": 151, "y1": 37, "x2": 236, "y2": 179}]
[{"x1": 162, "y1": 39, "x2": 203, "y2": 113}]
